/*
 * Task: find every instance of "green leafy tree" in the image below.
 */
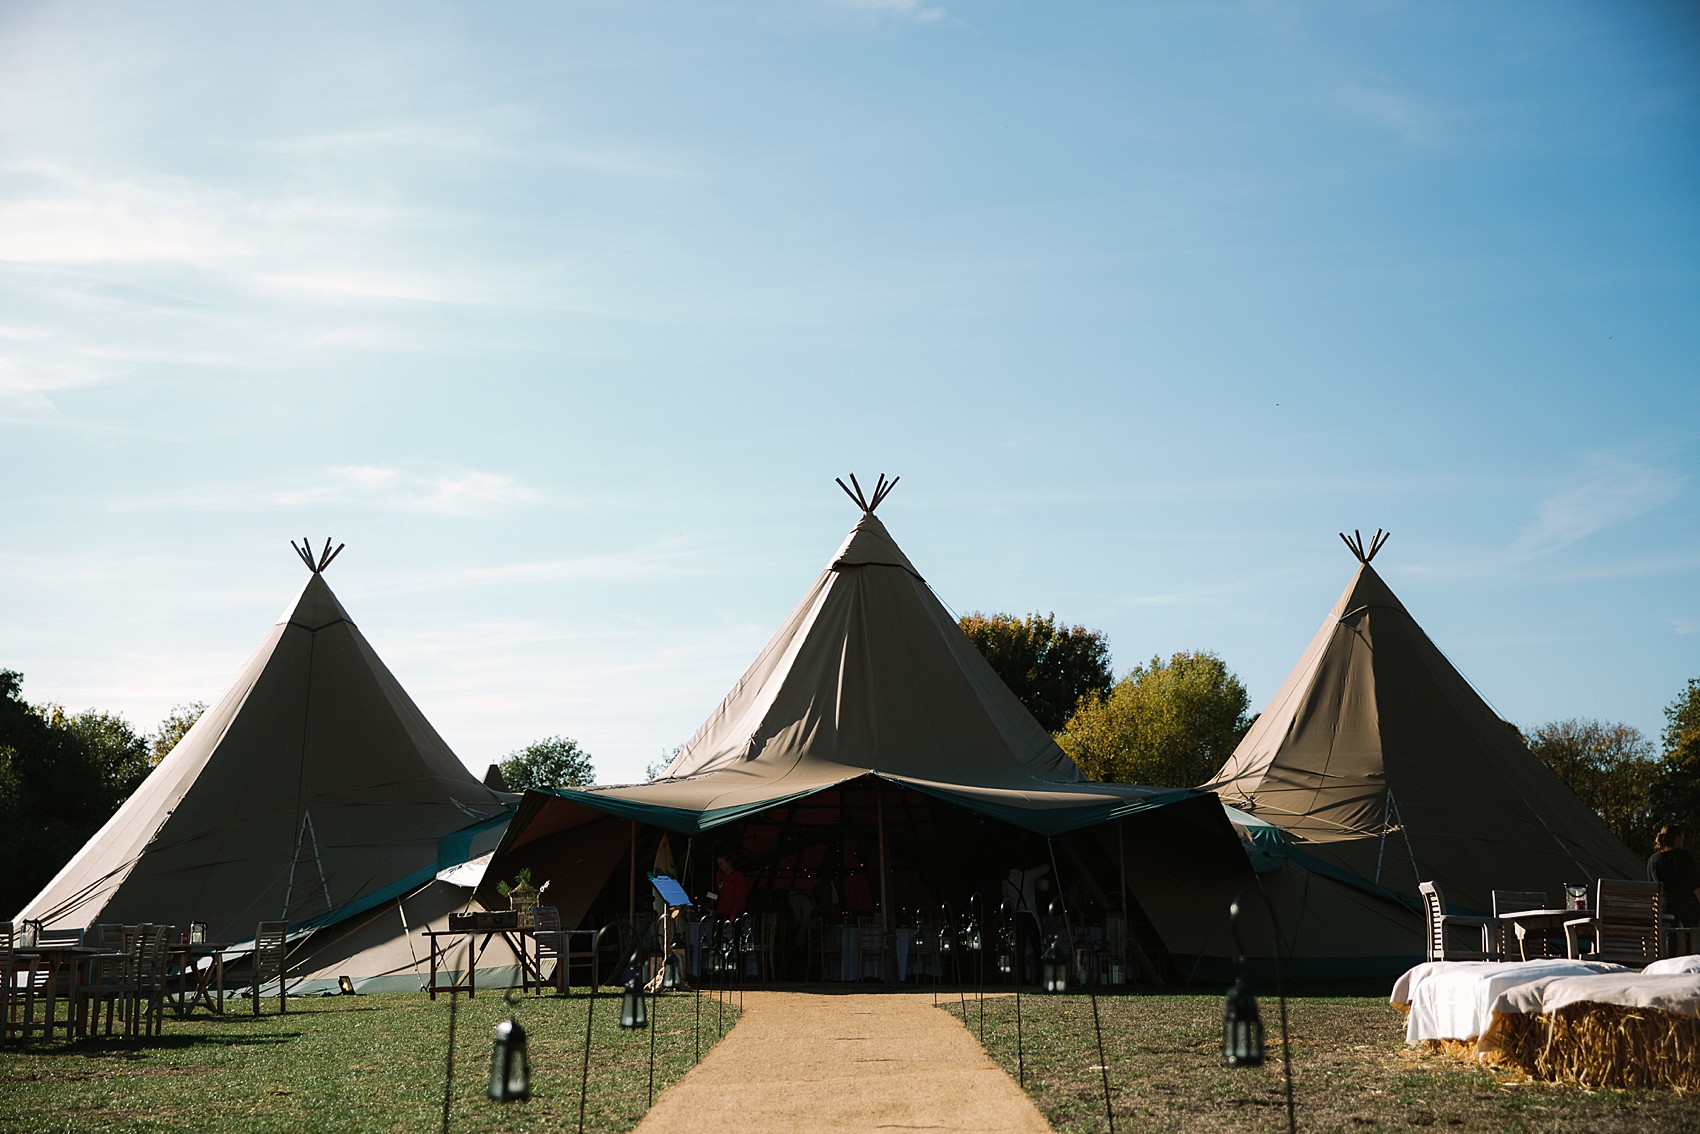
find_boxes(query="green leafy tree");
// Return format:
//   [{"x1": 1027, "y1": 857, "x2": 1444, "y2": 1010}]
[
  {"x1": 1651, "y1": 677, "x2": 1700, "y2": 829},
  {"x1": 37, "y1": 704, "x2": 152, "y2": 802},
  {"x1": 498, "y1": 735, "x2": 595, "y2": 792},
  {"x1": 1525, "y1": 719, "x2": 1659, "y2": 853},
  {"x1": 0, "y1": 671, "x2": 113, "y2": 915},
  {"x1": 149, "y1": 701, "x2": 207, "y2": 765},
  {"x1": 1055, "y1": 650, "x2": 1251, "y2": 787},
  {"x1": 959, "y1": 611, "x2": 1114, "y2": 732}
]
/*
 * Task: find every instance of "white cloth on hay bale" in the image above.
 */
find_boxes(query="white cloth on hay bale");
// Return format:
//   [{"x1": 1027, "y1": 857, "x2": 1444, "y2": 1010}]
[{"x1": 1390, "y1": 959, "x2": 1627, "y2": 1045}]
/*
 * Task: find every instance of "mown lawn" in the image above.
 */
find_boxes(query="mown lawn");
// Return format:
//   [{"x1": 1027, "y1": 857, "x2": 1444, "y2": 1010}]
[
  {"x1": 1, "y1": 985, "x2": 739, "y2": 1134},
  {"x1": 943, "y1": 988, "x2": 1700, "y2": 1133}
]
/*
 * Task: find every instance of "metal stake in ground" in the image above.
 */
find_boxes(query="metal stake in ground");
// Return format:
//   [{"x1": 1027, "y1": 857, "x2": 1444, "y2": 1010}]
[
  {"x1": 439, "y1": 939, "x2": 471, "y2": 1134},
  {"x1": 1049, "y1": 835, "x2": 1114, "y2": 1134}
]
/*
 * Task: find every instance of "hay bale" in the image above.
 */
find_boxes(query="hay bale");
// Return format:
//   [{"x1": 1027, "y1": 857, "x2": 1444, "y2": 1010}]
[{"x1": 1479, "y1": 1005, "x2": 1700, "y2": 1091}]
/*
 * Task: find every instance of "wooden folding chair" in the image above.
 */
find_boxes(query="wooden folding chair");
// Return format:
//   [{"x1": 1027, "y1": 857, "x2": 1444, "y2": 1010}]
[
  {"x1": 1565, "y1": 880, "x2": 1662, "y2": 967},
  {"x1": 1419, "y1": 881, "x2": 1495, "y2": 962},
  {"x1": 1491, "y1": 889, "x2": 1551, "y2": 960},
  {"x1": 251, "y1": 921, "x2": 290, "y2": 1015}
]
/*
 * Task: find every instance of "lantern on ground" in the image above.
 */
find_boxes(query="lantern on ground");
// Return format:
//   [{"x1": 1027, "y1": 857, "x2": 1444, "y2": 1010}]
[
  {"x1": 1221, "y1": 976, "x2": 1264, "y2": 1067},
  {"x1": 487, "y1": 1016, "x2": 531, "y2": 1101},
  {"x1": 620, "y1": 966, "x2": 648, "y2": 1029},
  {"x1": 1040, "y1": 937, "x2": 1067, "y2": 994}
]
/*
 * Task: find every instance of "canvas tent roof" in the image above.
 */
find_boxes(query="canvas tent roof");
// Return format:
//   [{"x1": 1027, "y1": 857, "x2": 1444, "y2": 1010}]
[
  {"x1": 18, "y1": 547, "x2": 513, "y2": 951},
  {"x1": 511, "y1": 502, "x2": 1203, "y2": 836},
  {"x1": 484, "y1": 483, "x2": 1251, "y2": 974},
  {"x1": 1205, "y1": 535, "x2": 1641, "y2": 918}
]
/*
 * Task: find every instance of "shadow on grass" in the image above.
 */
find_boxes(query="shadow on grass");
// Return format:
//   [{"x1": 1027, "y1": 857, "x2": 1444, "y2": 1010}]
[{"x1": 6, "y1": 1032, "x2": 305, "y2": 1057}]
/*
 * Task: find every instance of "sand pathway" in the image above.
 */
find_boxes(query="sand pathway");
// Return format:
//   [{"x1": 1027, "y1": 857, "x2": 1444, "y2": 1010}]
[{"x1": 633, "y1": 989, "x2": 1054, "y2": 1134}]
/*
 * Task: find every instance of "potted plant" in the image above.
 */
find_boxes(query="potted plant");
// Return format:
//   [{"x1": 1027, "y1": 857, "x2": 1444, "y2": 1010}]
[{"x1": 498, "y1": 868, "x2": 540, "y2": 928}]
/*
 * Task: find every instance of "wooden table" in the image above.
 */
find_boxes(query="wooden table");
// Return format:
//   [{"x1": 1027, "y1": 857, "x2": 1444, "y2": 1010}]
[
  {"x1": 12, "y1": 945, "x2": 124, "y2": 1040},
  {"x1": 1498, "y1": 908, "x2": 1591, "y2": 961},
  {"x1": 421, "y1": 929, "x2": 542, "y2": 999},
  {"x1": 166, "y1": 942, "x2": 230, "y2": 1017}
]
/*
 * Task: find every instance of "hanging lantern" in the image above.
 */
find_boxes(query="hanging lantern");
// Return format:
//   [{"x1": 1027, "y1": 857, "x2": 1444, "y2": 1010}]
[
  {"x1": 1221, "y1": 976, "x2": 1264, "y2": 1067},
  {"x1": 663, "y1": 950, "x2": 683, "y2": 990},
  {"x1": 620, "y1": 967, "x2": 649, "y2": 1030},
  {"x1": 964, "y1": 918, "x2": 982, "y2": 954},
  {"x1": 1040, "y1": 938, "x2": 1067, "y2": 994},
  {"x1": 995, "y1": 922, "x2": 1015, "y2": 977},
  {"x1": 738, "y1": 916, "x2": 755, "y2": 954},
  {"x1": 487, "y1": 1017, "x2": 531, "y2": 1101}
]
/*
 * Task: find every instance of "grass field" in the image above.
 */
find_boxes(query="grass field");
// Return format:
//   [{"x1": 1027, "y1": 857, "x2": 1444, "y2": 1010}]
[
  {"x1": 8, "y1": 983, "x2": 1700, "y2": 1133},
  {"x1": 0, "y1": 985, "x2": 740, "y2": 1134},
  {"x1": 941, "y1": 987, "x2": 1700, "y2": 1133}
]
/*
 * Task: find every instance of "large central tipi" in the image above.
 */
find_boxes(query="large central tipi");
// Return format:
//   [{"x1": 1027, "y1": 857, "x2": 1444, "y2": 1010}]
[
  {"x1": 18, "y1": 541, "x2": 515, "y2": 972},
  {"x1": 483, "y1": 478, "x2": 1250, "y2": 979}
]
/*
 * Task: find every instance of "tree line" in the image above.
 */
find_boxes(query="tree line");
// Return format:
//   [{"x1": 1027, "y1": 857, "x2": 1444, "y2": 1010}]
[
  {"x1": 4, "y1": 634, "x2": 1694, "y2": 917},
  {"x1": 959, "y1": 611, "x2": 1700, "y2": 857}
]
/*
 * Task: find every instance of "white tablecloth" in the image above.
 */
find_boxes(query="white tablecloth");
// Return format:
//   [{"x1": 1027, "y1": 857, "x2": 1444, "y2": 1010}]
[
  {"x1": 1392, "y1": 959, "x2": 1627, "y2": 1043},
  {"x1": 1491, "y1": 971, "x2": 1700, "y2": 1019}
]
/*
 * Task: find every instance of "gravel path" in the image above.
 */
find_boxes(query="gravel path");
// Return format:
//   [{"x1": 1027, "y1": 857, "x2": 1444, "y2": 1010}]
[{"x1": 634, "y1": 989, "x2": 1054, "y2": 1134}]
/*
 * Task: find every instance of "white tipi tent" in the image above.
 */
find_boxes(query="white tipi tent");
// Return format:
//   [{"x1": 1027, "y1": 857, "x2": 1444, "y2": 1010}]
[
  {"x1": 486, "y1": 479, "x2": 1251, "y2": 979},
  {"x1": 1206, "y1": 531, "x2": 1641, "y2": 971},
  {"x1": 17, "y1": 541, "x2": 522, "y2": 990}
]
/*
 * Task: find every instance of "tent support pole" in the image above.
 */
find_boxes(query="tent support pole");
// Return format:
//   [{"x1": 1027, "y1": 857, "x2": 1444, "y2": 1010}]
[
  {"x1": 1118, "y1": 821, "x2": 1127, "y2": 917},
  {"x1": 629, "y1": 821, "x2": 638, "y2": 926},
  {"x1": 877, "y1": 786, "x2": 891, "y2": 935}
]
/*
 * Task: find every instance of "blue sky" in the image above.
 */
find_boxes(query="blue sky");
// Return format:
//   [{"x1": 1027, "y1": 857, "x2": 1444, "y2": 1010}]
[{"x1": 3, "y1": 0, "x2": 1696, "y2": 786}]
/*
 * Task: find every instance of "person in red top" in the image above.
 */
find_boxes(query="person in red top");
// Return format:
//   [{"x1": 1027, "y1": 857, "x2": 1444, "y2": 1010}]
[{"x1": 713, "y1": 854, "x2": 749, "y2": 919}]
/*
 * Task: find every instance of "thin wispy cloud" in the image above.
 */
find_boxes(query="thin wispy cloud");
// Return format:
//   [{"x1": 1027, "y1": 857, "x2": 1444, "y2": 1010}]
[
  {"x1": 1337, "y1": 82, "x2": 1443, "y2": 146},
  {"x1": 255, "y1": 270, "x2": 480, "y2": 305},
  {"x1": 273, "y1": 466, "x2": 548, "y2": 515},
  {"x1": 1510, "y1": 452, "x2": 1684, "y2": 559},
  {"x1": 825, "y1": 0, "x2": 947, "y2": 24},
  {"x1": 130, "y1": 465, "x2": 549, "y2": 516}
]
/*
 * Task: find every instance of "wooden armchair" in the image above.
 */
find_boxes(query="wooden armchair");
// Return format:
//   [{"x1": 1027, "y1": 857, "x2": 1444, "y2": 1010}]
[
  {"x1": 1419, "y1": 881, "x2": 1496, "y2": 962},
  {"x1": 908, "y1": 920, "x2": 939, "y2": 984},
  {"x1": 251, "y1": 921, "x2": 290, "y2": 1015},
  {"x1": 854, "y1": 916, "x2": 885, "y2": 982},
  {"x1": 1565, "y1": 880, "x2": 1662, "y2": 967},
  {"x1": 1491, "y1": 889, "x2": 1551, "y2": 960},
  {"x1": 529, "y1": 906, "x2": 567, "y2": 994},
  {"x1": 752, "y1": 912, "x2": 778, "y2": 982},
  {"x1": 1, "y1": 923, "x2": 20, "y2": 1041}
]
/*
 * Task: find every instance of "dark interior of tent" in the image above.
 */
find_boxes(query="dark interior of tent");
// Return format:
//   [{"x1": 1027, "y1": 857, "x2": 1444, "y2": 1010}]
[{"x1": 487, "y1": 775, "x2": 1218, "y2": 986}]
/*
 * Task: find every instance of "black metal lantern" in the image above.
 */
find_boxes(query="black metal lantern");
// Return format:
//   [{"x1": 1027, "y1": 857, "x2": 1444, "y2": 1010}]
[
  {"x1": 963, "y1": 918, "x2": 982, "y2": 955},
  {"x1": 1221, "y1": 976, "x2": 1264, "y2": 1067},
  {"x1": 996, "y1": 921, "x2": 1015, "y2": 977},
  {"x1": 663, "y1": 950, "x2": 683, "y2": 990},
  {"x1": 620, "y1": 966, "x2": 648, "y2": 1029},
  {"x1": 1040, "y1": 937, "x2": 1067, "y2": 994},
  {"x1": 487, "y1": 1016, "x2": 531, "y2": 1101}
]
